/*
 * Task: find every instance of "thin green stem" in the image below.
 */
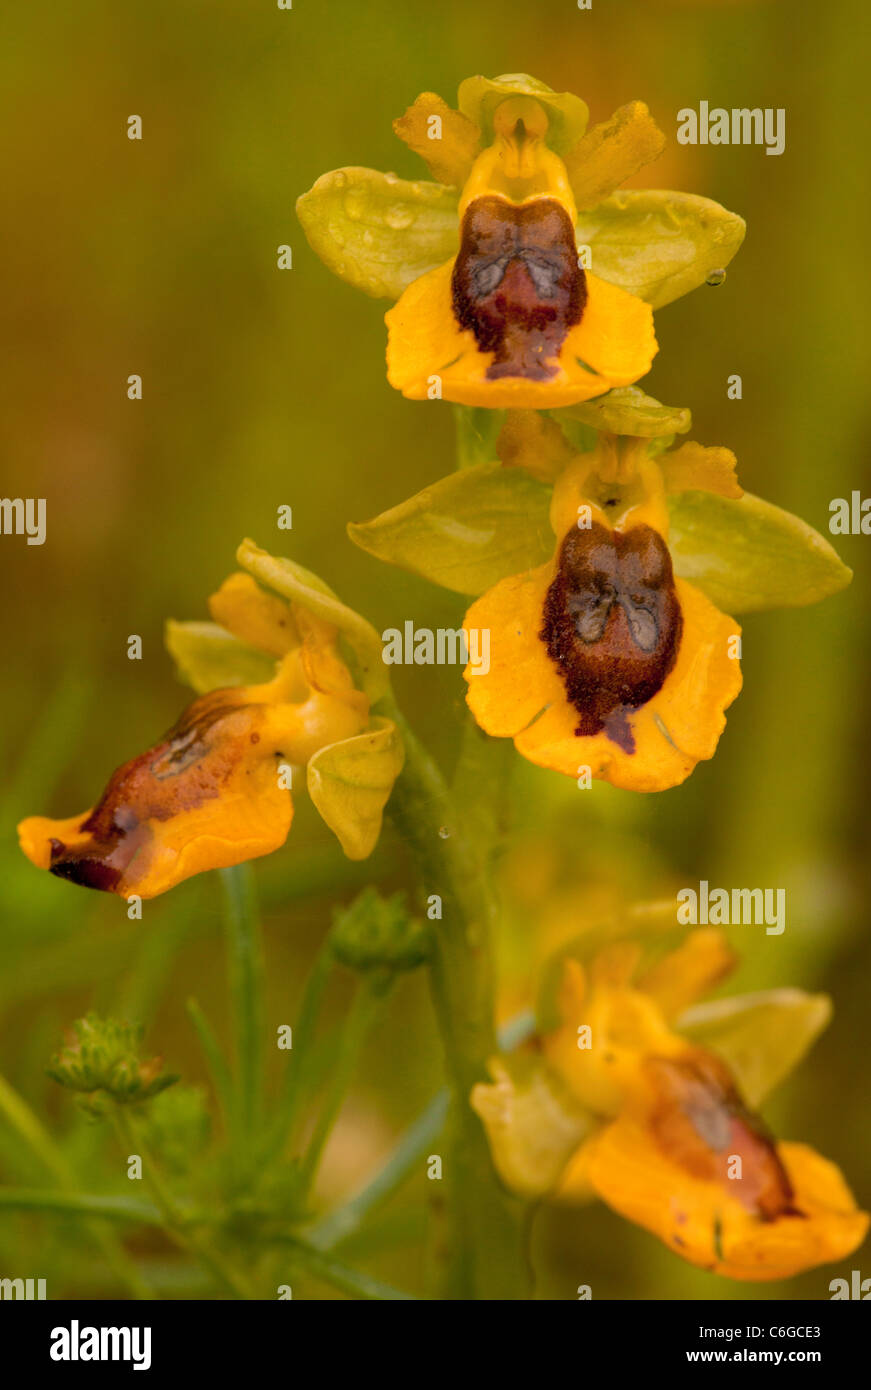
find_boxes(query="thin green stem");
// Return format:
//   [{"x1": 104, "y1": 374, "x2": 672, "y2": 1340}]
[
  {"x1": 452, "y1": 404, "x2": 505, "y2": 470},
  {"x1": 305, "y1": 1012, "x2": 536, "y2": 1254},
  {"x1": 112, "y1": 1107, "x2": 256, "y2": 1301},
  {"x1": 271, "y1": 1236, "x2": 420, "y2": 1301},
  {"x1": 219, "y1": 863, "x2": 265, "y2": 1147},
  {"x1": 186, "y1": 996, "x2": 234, "y2": 1139},
  {"x1": 0, "y1": 1187, "x2": 162, "y2": 1224},
  {"x1": 294, "y1": 977, "x2": 387, "y2": 1210},
  {"x1": 306, "y1": 1089, "x2": 450, "y2": 1251},
  {"x1": 260, "y1": 935, "x2": 336, "y2": 1166}
]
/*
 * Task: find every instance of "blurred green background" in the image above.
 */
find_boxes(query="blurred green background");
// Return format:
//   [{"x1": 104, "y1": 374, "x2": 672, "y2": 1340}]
[{"x1": 0, "y1": 0, "x2": 869, "y2": 1299}]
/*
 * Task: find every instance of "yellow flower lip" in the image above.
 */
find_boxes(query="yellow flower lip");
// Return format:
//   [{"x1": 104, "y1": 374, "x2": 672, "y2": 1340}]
[
  {"x1": 386, "y1": 247, "x2": 656, "y2": 410},
  {"x1": 18, "y1": 570, "x2": 374, "y2": 899},
  {"x1": 463, "y1": 452, "x2": 742, "y2": 791},
  {"x1": 585, "y1": 1080, "x2": 870, "y2": 1281},
  {"x1": 18, "y1": 667, "x2": 369, "y2": 899},
  {"x1": 19, "y1": 687, "x2": 296, "y2": 897}
]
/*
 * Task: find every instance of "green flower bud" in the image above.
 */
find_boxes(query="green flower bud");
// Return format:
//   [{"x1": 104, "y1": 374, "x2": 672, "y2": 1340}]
[
  {"x1": 47, "y1": 1013, "x2": 179, "y2": 1108},
  {"x1": 330, "y1": 888, "x2": 432, "y2": 975}
]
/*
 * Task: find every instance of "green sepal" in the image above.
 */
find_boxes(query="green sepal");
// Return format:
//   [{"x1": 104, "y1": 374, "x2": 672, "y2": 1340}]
[
  {"x1": 458, "y1": 74, "x2": 589, "y2": 154},
  {"x1": 576, "y1": 189, "x2": 745, "y2": 308},
  {"x1": 307, "y1": 717, "x2": 405, "y2": 861},
  {"x1": 296, "y1": 167, "x2": 459, "y2": 301},
  {"x1": 164, "y1": 620, "x2": 277, "y2": 694},
  {"x1": 667, "y1": 491, "x2": 852, "y2": 613},
  {"x1": 679, "y1": 988, "x2": 832, "y2": 1108},
  {"x1": 348, "y1": 462, "x2": 553, "y2": 596},
  {"x1": 556, "y1": 386, "x2": 692, "y2": 439},
  {"x1": 237, "y1": 538, "x2": 388, "y2": 698}
]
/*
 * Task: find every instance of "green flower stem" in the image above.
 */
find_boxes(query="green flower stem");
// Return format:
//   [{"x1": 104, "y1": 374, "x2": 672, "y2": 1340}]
[
  {"x1": 0, "y1": 1072, "x2": 151, "y2": 1300},
  {"x1": 0, "y1": 1187, "x2": 162, "y2": 1224},
  {"x1": 185, "y1": 996, "x2": 235, "y2": 1140},
  {"x1": 453, "y1": 404, "x2": 506, "y2": 469},
  {"x1": 270, "y1": 1236, "x2": 420, "y2": 1301},
  {"x1": 260, "y1": 934, "x2": 336, "y2": 1166},
  {"x1": 293, "y1": 974, "x2": 389, "y2": 1210},
  {"x1": 306, "y1": 1089, "x2": 451, "y2": 1251},
  {"x1": 305, "y1": 1010, "x2": 535, "y2": 1253},
  {"x1": 378, "y1": 695, "x2": 529, "y2": 1299},
  {"x1": 111, "y1": 1107, "x2": 256, "y2": 1301},
  {"x1": 219, "y1": 863, "x2": 266, "y2": 1156}
]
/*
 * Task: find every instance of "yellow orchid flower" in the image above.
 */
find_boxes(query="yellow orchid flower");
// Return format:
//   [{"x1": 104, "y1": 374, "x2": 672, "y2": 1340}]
[
  {"x1": 463, "y1": 435, "x2": 743, "y2": 790},
  {"x1": 473, "y1": 929, "x2": 869, "y2": 1282},
  {"x1": 298, "y1": 75, "x2": 746, "y2": 410}
]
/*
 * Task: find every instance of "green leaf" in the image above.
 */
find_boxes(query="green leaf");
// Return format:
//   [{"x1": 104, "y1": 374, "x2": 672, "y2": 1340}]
[
  {"x1": 296, "y1": 167, "x2": 459, "y2": 301},
  {"x1": 576, "y1": 190, "x2": 746, "y2": 308},
  {"x1": 667, "y1": 491, "x2": 852, "y2": 613},
  {"x1": 679, "y1": 988, "x2": 832, "y2": 1108},
  {"x1": 237, "y1": 539, "x2": 388, "y2": 698},
  {"x1": 307, "y1": 718, "x2": 405, "y2": 861},
  {"x1": 348, "y1": 462, "x2": 553, "y2": 596},
  {"x1": 164, "y1": 620, "x2": 276, "y2": 694},
  {"x1": 457, "y1": 74, "x2": 589, "y2": 153},
  {"x1": 557, "y1": 386, "x2": 692, "y2": 439}
]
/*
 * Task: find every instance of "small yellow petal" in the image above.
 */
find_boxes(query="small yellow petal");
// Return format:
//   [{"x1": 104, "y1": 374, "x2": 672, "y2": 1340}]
[
  {"x1": 563, "y1": 101, "x2": 666, "y2": 210},
  {"x1": 392, "y1": 92, "x2": 481, "y2": 187},
  {"x1": 209, "y1": 572, "x2": 299, "y2": 657},
  {"x1": 661, "y1": 441, "x2": 744, "y2": 499},
  {"x1": 638, "y1": 929, "x2": 737, "y2": 1021}
]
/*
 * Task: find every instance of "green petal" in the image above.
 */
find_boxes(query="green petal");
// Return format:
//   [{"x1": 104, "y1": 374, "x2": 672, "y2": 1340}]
[
  {"x1": 296, "y1": 167, "x2": 459, "y2": 300},
  {"x1": 576, "y1": 190, "x2": 746, "y2": 308},
  {"x1": 237, "y1": 539, "x2": 388, "y2": 698},
  {"x1": 679, "y1": 988, "x2": 832, "y2": 1108},
  {"x1": 164, "y1": 620, "x2": 277, "y2": 694},
  {"x1": 557, "y1": 386, "x2": 692, "y2": 439},
  {"x1": 667, "y1": 491, "x2": 852, "y2": 613},
  {"x1": 458, "y1": 74, "x2": 589, "y2": 153},
  {"x1": 347, "y1": 462, "x2": 553, "y2": 596},
  {"x1": 307, "y1": 717, "x2": 405, "y2": 861}
]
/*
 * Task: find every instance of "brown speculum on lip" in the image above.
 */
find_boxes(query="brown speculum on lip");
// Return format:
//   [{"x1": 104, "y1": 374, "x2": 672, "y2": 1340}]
[
  {"x1": 48, "y1": 691, "x2": 250, "y2": 892},
  {"x1": 643, "y1": 1052, "x2": 802, "y2": 1223},
  {"x1": 451, "y1": 194, "x2": 586, "y2": 381},
  {"x1": 540, "y1": 521, "x2": 682, "y2": 752}
]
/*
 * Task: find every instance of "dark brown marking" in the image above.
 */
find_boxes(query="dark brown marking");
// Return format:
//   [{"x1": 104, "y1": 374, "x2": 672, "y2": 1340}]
[
  {"x1": 644, "y1": 1052, "x2": 802, "y2": 1222},
  {"x1": 451, "y1": 195, "x2": 586, "y2": 381},
  {"x1": 48, "y1": 689, "x2": 256, "y2": 893},
  {"x1": 540, "y1": 522, "x2": 682, "y2": 752}
]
